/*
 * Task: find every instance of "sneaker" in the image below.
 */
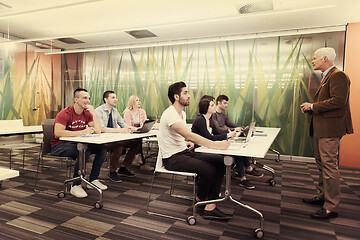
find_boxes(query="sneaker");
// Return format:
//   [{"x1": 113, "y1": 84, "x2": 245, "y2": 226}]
[
  {"x1": 87, "y1": 179, "x2": 108, "y2": 190},
  {"x1": 139, "y1": 163, "x2": 154, "y2": 171},
  {"x1": 70, "y1": 185, "x2": 88, "y2": 198},
  {"x1": 239, "y1": 179, "x2": 255, "y2": 190},
  {"x1": 118, "y1": 167, "x2": 135, "y2": 177},
  {"x1": 202, "y1": 207, "x2": 232, "y2": 220},
  {"x1": 245, "y1": 168, "x2": 264, "y2": 177},
  {"x1": 109, "y1": 172, "x2": 122, "y2": 182}
]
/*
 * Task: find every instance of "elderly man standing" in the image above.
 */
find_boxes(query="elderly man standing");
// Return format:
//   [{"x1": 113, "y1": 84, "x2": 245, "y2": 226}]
[{"x1": 300, "y1": 47, "x2": 353, "y2": 219}]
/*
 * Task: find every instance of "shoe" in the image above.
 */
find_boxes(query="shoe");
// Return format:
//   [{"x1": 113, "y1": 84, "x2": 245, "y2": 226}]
[
  {"x1": 187, "y1": 204, "x2": 205, "y2": 214},
  {"x1": 109, "y1": 172, "x2": 122, "y2": 182},
  {"x1": 302, "y1": 196, "x2": 324, "y2": 205},
  {"x1": 87, "y1": 179, "x2": 108, "y2": 190},
  {"x1": 310, "y1": 208, "x2": 338, "y2": 219},
  {"x1": 239, "y1": 179, "x2": 255, "y2": 190},
  {"x1": 70, "y1": 185, "x2": 88, "y2": 198},
  {"x1": 245, "y1": 168, "x2": 264, "y2": 177},
  {"x1": 118, "y1": 167, "x2": 135, "y2": 177},
  {"x1": 202, "y1": 207, "x2": 232, "y2": 220},
  {"x1": 139, "y1": 163, "x2": 154, "y2": 171},
  {"x1": 187, "y1": 200, "x2": 205, "y2": 213}
]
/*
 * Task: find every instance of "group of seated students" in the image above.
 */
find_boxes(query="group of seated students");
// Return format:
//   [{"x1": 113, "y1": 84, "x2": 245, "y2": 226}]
[
  {"x1": 157, "y1": 81, "x2": 263, "y2": 220},
  {"x1": 192, "y1": 95, "x2": 263, "y2": 190},
  {"x1": 50, "y1": 82, "x2": 263, "y2": 220},
  {"x1": 50, "y1": 89, "x2": 154, "y2": 198}
]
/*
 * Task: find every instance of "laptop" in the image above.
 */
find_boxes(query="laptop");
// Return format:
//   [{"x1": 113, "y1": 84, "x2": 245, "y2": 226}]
[
  {"x1": 132, "y1": 120, "x2": 155, "y2": 133},
  {"x1": 234, "y1": 122, "x2": 256, "y2": 143}
]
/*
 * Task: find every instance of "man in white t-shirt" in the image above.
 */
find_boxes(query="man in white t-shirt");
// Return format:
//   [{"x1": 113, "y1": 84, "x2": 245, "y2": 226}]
[{"x1": 158, "y1": 81, "x2": 231, "y2": 220}]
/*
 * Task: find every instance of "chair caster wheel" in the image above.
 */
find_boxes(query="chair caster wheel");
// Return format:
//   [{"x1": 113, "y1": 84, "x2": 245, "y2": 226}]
[
  {"x1": 254, "y1": 228, "x2": 264, "y2": 239},
  {"x1": 187, "y1": 216, "x2": 196, "y2": 225},
  {"x1": 57, "y1": 191, "x2": 66, "y2": 198},
  {"x1": 94, "y1": 201, "x2": 103, "y2": 209},
  {"x1": 268, "y1": 178, "x2": 276, "y2": 186}
]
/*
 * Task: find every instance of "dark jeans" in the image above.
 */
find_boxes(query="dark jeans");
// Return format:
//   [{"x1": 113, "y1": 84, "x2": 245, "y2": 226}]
[
  {"x1": 105, "y1": 139, "x2": 140, "y2": 172},
  {"x1": 51, "y1": 142, "x2": 107, "y2": 186},
  {"x1": 136, "y1": 138, "x2": 146, "y2": 165},
  {"x1": 163, "y1": 150, "x2": 225, "y2": 201},
  {"x1": 234, "y1": 156, "x2": 251, "y2": 178}
]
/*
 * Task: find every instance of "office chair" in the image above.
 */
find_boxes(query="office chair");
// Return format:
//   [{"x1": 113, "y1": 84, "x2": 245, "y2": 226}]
[
  {"x1": 146, "y1": 149, "x2": 198, "y2": 224},
  {"x1": 34, "y1": 119, "x2": 75, "y2": 195}
]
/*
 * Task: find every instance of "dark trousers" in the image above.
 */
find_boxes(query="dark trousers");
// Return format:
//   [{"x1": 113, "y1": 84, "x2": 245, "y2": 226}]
[
  {"x1": 105, "y1": 139, "x2": 140, "y2": 172},
  {"x1": 234, "y1": 156, "x2": 251, "y2": 178},
  {"x1": 136, "y1": 138, "x2": 146, "y2": 164},
  {"x1": 51, "y1": 142, "x2": 107, "y2": 185},
  {"x1": 163, "y1": 150, "x2": 225, "y2": 201}
]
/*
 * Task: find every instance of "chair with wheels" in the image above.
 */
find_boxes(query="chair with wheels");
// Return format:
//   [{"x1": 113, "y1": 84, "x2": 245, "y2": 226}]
[
  {"x1": 146, "y1": 149, "x2": 197, "y2": 224},
  {"x1": 34, "y1": 119, "x2": 75, "y2": 195},
  {"x1": 231, "y1": 148, "x2": 281, "y2": 186}
]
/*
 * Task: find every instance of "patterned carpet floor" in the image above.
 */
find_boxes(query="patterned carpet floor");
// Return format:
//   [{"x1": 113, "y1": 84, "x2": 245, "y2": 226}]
[{"x1": 0, "y1": 148, "x2": 359, "y2": 240}]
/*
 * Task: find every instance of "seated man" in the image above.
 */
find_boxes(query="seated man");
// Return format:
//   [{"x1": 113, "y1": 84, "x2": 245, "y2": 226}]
[
  {"x1": 96, "y1": 90, "x2": 140, "y2": 182},
  {"x1": 212, "y1": 94, "x2": 263, "y2": 189},
  {"x1": 158, "y1": 81, "x2": 231, "y2": 220},
  {"x1": 51, "y1": 88, "x2": 107, "y2": 198}
]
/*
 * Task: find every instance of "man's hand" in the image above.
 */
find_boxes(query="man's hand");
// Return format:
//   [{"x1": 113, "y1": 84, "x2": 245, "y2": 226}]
[
  {"x1": 213, "y1": 140, "x2": 230, "y2": 150},
  {"x1": 234, "y1": 127, "x2": 243, "y2": 132},
  {"x1": 83, "y1": 127, "x2": 95, "y2": 135},
  {"x1": 84, "y1": 104, "x2": 96, "y2": 115},
  {"x1": 118, "y1": 127, "x2": 132, "y2": 133},
  {"x1": 186, "y1": 141, "x2": 194, "y2": 151},
  {"x1": 300, "y1": 102, "x2": 312, "y2": 113},
  {"x1": 227, "y1": 130, "x2": 236, "y2": 139}
]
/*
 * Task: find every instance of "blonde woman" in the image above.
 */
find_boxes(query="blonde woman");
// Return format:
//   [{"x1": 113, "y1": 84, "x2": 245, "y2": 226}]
[{"x1": 123, "y1": 95, "x2": 154, "y2": 171}]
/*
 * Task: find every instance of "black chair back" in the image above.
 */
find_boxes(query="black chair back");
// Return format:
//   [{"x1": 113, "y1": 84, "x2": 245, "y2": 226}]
[{"x1": 41, "y1": 119, "x2": 55, "y2": 156}]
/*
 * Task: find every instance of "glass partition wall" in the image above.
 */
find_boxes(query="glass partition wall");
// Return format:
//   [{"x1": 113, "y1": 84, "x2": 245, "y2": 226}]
[
  {"x1": 1, "y1": 31, "x2": 344, "y2": 158},
  {"x1": 63, "y1": 31, "x2": 345, "y2": 158}
]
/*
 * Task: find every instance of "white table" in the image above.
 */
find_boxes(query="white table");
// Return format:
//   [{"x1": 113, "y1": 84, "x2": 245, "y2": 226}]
[
  {"x1": 0, "y1": 167, "x2": 19, "y2": 188},
  {"x1": 0, "y1": 125, "x2": 42, "y2": 169},
  {"x1": 59, "y1": 130, "x2": 158, "y2": 208},
  {"x1": 0, "y1": 126, "x2": 43, "y2": 137},
  {"x1": 195, "y1": 127, "x2": 280, "y2": 239},
  {"x1": 60, "y1": 130, "x2": 158, "y2": 144}
]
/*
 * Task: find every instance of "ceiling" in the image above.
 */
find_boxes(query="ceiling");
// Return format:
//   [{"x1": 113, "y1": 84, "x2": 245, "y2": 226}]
[{"x1": 0, "y1": 0, "x2": 360, "y2": 53}]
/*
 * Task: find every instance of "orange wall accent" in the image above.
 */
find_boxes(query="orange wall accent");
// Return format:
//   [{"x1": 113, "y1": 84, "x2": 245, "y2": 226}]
[{"x1": 341, "y1": 23, "x2": 360, "y2": 168}]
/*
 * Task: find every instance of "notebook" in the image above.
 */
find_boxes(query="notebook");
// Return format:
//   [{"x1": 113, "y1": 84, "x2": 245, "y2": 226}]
[{"x1": 132, "y1": 120, "x2": 155, "y2": 133}]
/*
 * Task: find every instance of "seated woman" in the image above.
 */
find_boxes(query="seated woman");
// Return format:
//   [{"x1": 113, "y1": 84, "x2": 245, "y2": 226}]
[
  {"x1": 192, "y1": 95, "x2": 257, "y2": 190},
  {"x1": 123, "y1": 95, "x2": 154, "y2": 171}
]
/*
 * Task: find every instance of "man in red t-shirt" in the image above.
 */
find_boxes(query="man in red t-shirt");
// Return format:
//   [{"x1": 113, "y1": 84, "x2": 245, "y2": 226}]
[{"x1": 51, "y1": 88, "x2": 107, "y2": 198}]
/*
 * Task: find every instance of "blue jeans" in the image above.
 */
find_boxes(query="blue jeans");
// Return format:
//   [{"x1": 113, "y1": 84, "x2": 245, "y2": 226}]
[
  {"x1": 234, "y1": 156, "x2": 251, "y2": 178},
  {"x1": 51, "y1": 142, "x2": 107, "y2": 186}
]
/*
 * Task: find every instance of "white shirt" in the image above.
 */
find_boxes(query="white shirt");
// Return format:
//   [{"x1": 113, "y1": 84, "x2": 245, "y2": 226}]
[{"x1": 158, "y1": 105, "x2": 187, "y2": 158}]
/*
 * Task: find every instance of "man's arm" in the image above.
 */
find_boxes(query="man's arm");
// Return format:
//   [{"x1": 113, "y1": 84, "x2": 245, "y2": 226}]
[
  {"x1": 101, "y1": 126, "x2": 132, "y2": 133},
  {"x1": 54, "y1": 123, "x2": 94, "y2": 138},
  {"x1": 301, "y1": 72, "x2": 350, "y2": 114},
  {"x1": 313, "y1": 72, "x2": 350, "y2": 113},
  {"x1": 211, "y1": 113, "x2": 230, "y2": 134},
  {"x1": 85, "y1": 105, "x2": 102, "y2": 134},
  {"x1": 224, "y1": 114, "x2": 238, "y2": 129},
  {"x1": 171, "y1": 122, "x2": 229, "y2": 150}
]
